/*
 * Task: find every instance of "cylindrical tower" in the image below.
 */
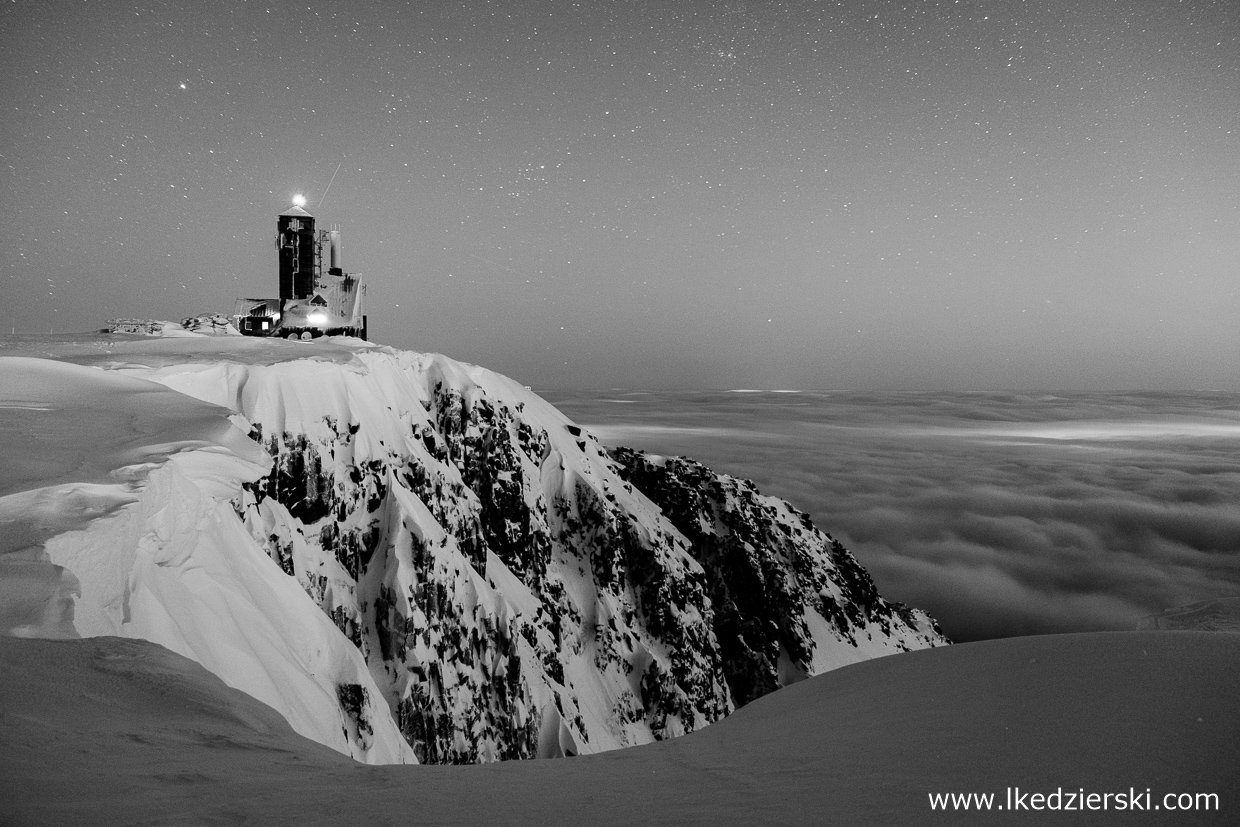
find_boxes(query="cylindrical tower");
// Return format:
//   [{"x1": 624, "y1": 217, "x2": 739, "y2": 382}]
[
  {"x1": 328, "y1": 227, "x2": 343, "y2": 276},
  {"x1": 276, "y1": 202, "x2": 316, "y2": 300}
]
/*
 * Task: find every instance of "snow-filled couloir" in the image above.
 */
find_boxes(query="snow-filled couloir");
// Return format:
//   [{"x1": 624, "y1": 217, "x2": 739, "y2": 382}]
[{"x1": 0, "y1": 333, "x2": 946, "y2": 765}]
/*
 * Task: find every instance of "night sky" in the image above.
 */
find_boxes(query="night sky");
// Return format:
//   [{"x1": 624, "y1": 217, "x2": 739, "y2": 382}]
[{"x1": 4, "y1": 0, "x2": 1238, "y2": 390}]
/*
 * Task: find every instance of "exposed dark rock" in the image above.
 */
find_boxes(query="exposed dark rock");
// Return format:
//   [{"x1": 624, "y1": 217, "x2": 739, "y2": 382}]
[{"x1": 230, "y1": 356, "x2": 945, "y2": 763}]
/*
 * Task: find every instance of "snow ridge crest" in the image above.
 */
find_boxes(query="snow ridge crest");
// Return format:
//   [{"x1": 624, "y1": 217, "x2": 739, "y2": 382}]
[{"x1": 1, "y1": 339, "x2": 946, "y2": 765}]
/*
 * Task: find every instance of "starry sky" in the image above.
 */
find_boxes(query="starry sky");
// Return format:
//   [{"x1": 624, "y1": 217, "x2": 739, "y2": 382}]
[{"x1": 3, "y1": 0, "x2": 1239, "y2": 390}]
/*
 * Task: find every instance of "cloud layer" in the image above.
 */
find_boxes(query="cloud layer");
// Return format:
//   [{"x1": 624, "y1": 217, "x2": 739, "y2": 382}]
[{"x1": 545, "y1": 390, "x2": 1240, "y2": 642}]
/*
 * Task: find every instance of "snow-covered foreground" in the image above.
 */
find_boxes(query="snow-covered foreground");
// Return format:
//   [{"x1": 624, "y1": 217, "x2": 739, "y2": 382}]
[{"x1": 2, "y1": 630, "x2": 1235, "y2": 826}]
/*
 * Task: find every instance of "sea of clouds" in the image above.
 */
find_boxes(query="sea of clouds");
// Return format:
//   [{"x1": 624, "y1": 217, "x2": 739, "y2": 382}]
[{"x1": 541, "y1": 389, "x2": 1240, "y2": 642}]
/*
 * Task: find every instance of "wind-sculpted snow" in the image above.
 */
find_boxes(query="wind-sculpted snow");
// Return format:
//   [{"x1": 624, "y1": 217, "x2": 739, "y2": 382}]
[
  {"x1": 0, "y1": 334, "x2": 946, "y2": 766},
  {"x1": 0, "y1": 353, "x2": 413, "y2": 764}
]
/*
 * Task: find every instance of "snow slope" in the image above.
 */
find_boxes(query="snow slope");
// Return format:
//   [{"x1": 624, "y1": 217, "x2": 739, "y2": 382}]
[
  {"x1": 2, "y1": 630, "x2": 1234, "y2": 826},
  {"x1": 0, "y1": 332, "x2": 944, "y2": 765},
  {"x1": 0, "y1": 353, "x2": 412, "y2": 763}
]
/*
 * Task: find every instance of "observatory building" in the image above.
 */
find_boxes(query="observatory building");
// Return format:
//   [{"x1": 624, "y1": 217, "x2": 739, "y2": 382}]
[{"x1": 234, "y1": 198, "x2": 367, "y2": 339}]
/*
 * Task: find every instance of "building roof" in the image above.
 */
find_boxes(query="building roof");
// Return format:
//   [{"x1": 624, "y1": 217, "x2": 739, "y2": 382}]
[{"x1": 279, "y1": 204, "x2": 314, "y2": 219}]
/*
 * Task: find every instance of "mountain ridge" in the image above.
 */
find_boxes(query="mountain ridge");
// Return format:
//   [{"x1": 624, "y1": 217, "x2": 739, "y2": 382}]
[{"x1": 0, "y1": 333, "x2": 945, "y2": 764}]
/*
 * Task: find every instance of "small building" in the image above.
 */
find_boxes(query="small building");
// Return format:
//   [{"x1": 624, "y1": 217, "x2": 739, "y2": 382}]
[{"x1": 235, "y1": 199, "x2": 367, "y2": 340}]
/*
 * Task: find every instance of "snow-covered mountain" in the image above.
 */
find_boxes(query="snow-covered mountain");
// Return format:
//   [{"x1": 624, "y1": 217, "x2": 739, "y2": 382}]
[{"x1": 0, "y1": 333, "x2": 945, "y2": 765}]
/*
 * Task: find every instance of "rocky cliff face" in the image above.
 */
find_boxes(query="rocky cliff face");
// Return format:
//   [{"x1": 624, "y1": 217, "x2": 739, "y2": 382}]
[
  {"x1": 2, "y1": 336, "x2": 946, "y2": 765},
  {"x1": 608, "y1": 448, "x2": 946, "y2": 706},
  {"x1": 224, "y1": 351, "x2": 737, "y2": 763},
  {"x1": 217, "y1": 347, "x2": 946, "y2": 763}
]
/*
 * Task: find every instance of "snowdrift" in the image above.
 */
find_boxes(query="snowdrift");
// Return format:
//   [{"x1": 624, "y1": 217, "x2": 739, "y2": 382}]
[
  {"x1": 0, "y1": 332, "x2": 944, "y2": 766},
  {"x1": 2, "y1": 631, "x2": 1234, "y2": 826}
]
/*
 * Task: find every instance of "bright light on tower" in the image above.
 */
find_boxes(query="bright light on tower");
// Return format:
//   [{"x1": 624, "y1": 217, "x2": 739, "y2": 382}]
[{"x1": 292, "y1": 193, "x2": 307, "y2": 207}]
